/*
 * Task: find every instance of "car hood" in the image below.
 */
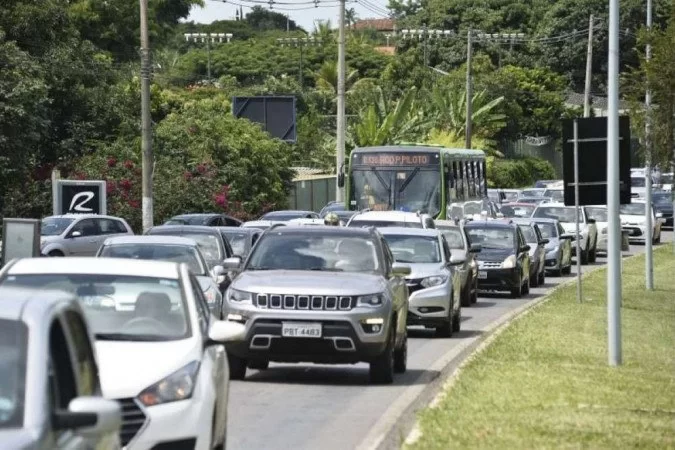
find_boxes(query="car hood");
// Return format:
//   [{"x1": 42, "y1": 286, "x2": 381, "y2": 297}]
[
  {"x1": 0, "y1": 429, "x2": 38, "y2": 450},
  {"x1": 96, "y1": 338, "x2": 199, "y2": 399},
  {"x1": 403, "y1": 262, "x2": 447, "y2": 280},
  {"x1": 475, "y1": 247, "x2": 515, "y2": 262},
  {"x1": 620, "y1": 214, "x2": 646, "y2": 225},
  {"x1": 232, "y1": 270, "x2": 387, "y2": 295},
  {"x1": 544, "y1": 238, "x2": 560, "y2": 251}
]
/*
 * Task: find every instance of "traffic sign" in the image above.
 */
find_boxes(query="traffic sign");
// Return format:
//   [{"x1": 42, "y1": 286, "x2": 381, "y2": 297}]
[
  {"x1": 53, "y1": 180, "x2": 107, "y2": 215},
  {"x1": 562, "y1": 116, "x2": 632, "y2": 206}
]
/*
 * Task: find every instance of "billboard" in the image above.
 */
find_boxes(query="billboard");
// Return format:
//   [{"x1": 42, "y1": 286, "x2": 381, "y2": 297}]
[
  {"x1": 53, "y1": 180, "x2": 107, "y2": 215},
  {"x1": 232, "y1": 96, "x2": 297, "y2": 142}
]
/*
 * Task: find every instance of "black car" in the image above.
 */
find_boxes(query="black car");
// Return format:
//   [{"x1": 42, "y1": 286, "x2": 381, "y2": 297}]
[
  {"x1": 464, "y1": 220, "x2": 531, "y2": 298},
  {"x1": 512, "y1": 219, "x2": 548, "y2": 287},
  {"x1": 260, "y1": 210, "x2": 320, "y2": 221},
  {"x1": 653, "y1": 191, "x2": 673, "y2": 227},
  {"x1": 215, "y1": 227, "x2": 263, "y2": 260},
  {"x1": 164, "y1": 213, "x2": 242, "y2": 227}
]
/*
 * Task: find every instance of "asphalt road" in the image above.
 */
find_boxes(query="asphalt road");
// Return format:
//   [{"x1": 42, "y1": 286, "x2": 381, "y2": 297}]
[{"x1": 226, "y1": 232, "x2": 673, "y2": 450}]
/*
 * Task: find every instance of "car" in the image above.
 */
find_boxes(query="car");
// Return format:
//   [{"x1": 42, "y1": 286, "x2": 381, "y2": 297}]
[
  {"x1": 516, "y1": 197, "x2": 552, "y2": 205},
  {"x1": 487, "y1": 188, "x2": 521, "y2": 205},
  {"x1": 511, "y1": 219, "x2": 548, "y2": 287},
  {"x1": 215, "y1": 227, "x2": 263, "y2": 259},
  {"x1": 531, "y1": 218, "x2": 574, "y2": 275},
  {"x1": 346, "y1": 210, "x2": 435, "y2": 229},
  {"x1": 259, "y1": 210, "x2": 321, "y2": 221},
  {"x1": 40, "y1": 214, "x2": 134, "y2": 257},
  {"x1": 619, "y1": 201, "x2": 663, "y2": 244},
  {"x1": 164, "y1": 213, "x2": 242, "y2": 228},
  {"x1": 435, "y1": 220, "x2": 481, "y2": 306},
  {"x1": 145, "y1": 225, "x2": 233, "y2": 272},
  {"x1": 659, "y1": 172, "x2": 673, "y2": 192},
  {"x1": 0, "y1": 257, "x2": 246, "y2": 450},
  {"x1": 221, "y1": 226, "x2": 411, "y2": 384},
  {"x1": 0, "y1": 287, "x2": 122, "y2": 449},
  {"x1": 534, "y1": 180, "x2": 562, "y2": 188},
  {"x1": 652, "y1": 191, "x2": 673, "y2": 228},
  {"x1": 519, "y1": 188, "x2": 546, "y2": 198},
  {"x1": 240, "y1": 220, "x2": 286, "y2": 230},
  {"x1": 499, "y1": 202, "x2": 537, "y2": 219},
  {"x1": 542, "y1": 188, "x2": 564, "y2": 203},
  {"x1": 448, "y1": 199, "x2": 500, "y2": 221},
  {"x1": 319, "y1": 201, "x2": 347, "y2": 216},
  {"x1": 96, "y1": 235, "x2": 226, "y2": 318},
  {"x1": 287, "y1": 218, "x2": 327, "y2": 226},
  {"x1": 379, "y1": 227, "x2": 463, "y2": 337},
  {"x1": 532, "y1": 203, "x2": 598, "y2": 264},
  {"x1": 464, "y1": 220, "x2": 531, "y2": 298},
  {"x1": 585, "y1": 206, "x2": 609, "y2": 255}
]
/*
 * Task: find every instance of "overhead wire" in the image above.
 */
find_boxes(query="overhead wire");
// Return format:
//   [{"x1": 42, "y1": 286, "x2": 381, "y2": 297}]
[{"x1": 355, "y1": 0, "x2": 391, "y2": 17}]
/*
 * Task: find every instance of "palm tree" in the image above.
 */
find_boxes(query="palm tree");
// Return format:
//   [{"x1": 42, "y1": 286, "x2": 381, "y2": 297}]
[
  {"x1": 314, "y1": 60, "x2": 374, "y2": 95},
  {"x1": 430, "y1": 87, "x2": 506, "y2": 139},
  {"x1": 345, "y1": 8, "x2": 358, "y2": 29},
  {"x1": 313, "y1": 19, "x2": 334, "y2": 42}
]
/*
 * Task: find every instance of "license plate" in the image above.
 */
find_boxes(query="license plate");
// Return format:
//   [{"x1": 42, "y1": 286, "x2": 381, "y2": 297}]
[
  {"x1": 281, "y1": 322, "x2": 322, "y2": 338},
  {"x1": 478, "y1": 271, "x2": 488, "y2": 279}
]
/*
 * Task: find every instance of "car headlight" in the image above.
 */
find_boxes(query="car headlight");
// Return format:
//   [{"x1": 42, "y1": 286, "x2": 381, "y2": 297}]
[
  {"x1": 357, "y1": 294, "x2": 385, "y2": 308},
  {"x1": 501, "y1": 255, "x2": 517, "y2": 269},
  {"x1": 227, "y1": 288, "x2": 253, "y2": 304},
  {"x1": 420, "y1": 275, "x2": 448, "y2": 288},
  {"x1": 138, "y1": 361, "x2": 200, "y2": 407},
  {"x1": 469, "y1": 259, "x2": 477, "y2": 270}
]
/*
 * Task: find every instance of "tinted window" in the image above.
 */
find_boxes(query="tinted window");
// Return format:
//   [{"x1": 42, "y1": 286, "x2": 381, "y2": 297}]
[
  {"x1": 64, "y1": 311, "x2": 97, "y2": 396},
  {"x1": 466, "y1": 227, "x2": 515, "y2": 250},
  {"x1": 220, "y1": 232, "x2": 249, "y2": 257},
  {"x1": 148, "y1": 231, "x2": 222, "y2": 262},
  {"x1": 71, "y1": 219, "x2": 99, "y2": 236},
  {"x1": 99, "y1": 244, "x2": 207, "y2": 275},
  {"x1": 190, "y1": 276, "x2": 210, "y2": 334},
  {"x1": 383, "y1": 235, "x2": 442, "y2": 263},
  {"x1": 631, "y1": 177, "x2": 646, "y2": 187},
  {"x1": 98, "y1": 219, "x2": 127, "y2": 234},
  {"x1": 535, "y1": 222, "x2": 557, "y2": 239},
  {"x1": 440, "y1": 229, "x2": 465, "y2": 249},
  {"x1": 0, "y1": 319, "x2": 27, "y2": 428}
]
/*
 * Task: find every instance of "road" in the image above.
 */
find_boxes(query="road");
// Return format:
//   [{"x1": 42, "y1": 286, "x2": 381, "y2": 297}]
[{"x1": 226, "y1": 232, "x2": 672, "y2": 450}]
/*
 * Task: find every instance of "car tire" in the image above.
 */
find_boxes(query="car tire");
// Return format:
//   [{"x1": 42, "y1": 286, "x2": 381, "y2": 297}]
[
  {"x1": 247, "y1": 360, "x2": 269, "y2": 371},
  {"x1": 48, "y1": 250, "x2": 64, "y2": 257},
  {"x1": 228, "y1": 354, "x2": 247, "y2": 380},
  {"x1": 588, "y1": 241, "x2": 597, "y2": 262},
  {"x1": 654, "y1": 232, "x2": 661, "y2": 244},
  {"x1": 436, "y1": 300, "x2": 454, "y2": 337},
  {"x1": 531, "y1": 269, "x2": 540, "y2": 287},
  {"x1": 538, "y1": 269, "x2": 545, "y2": 286},
  {"x1": 460, "y1": 283, "x2": 472, "y2": 307},
  {"x1": 452, "y1": 307, "x2": 461, "y2": 332},
  {"x1": 370, "y1": 327, "x2": 395, "y2": 384},
  {"x1": 471, "y1": 283, "x2": 478, "y2": 304},
  {"x1": 562, "y1": 264, "x2": 572, "y2": 275},
  {"x1": 523, "y1": 278, "x2": 530, "y2": 295},
  {"x1": 393, "y1": 331, "x2": 407, "y2": 374},
  {"x1": 510, "y1": 276, "x2": 522, "y2": 298}
]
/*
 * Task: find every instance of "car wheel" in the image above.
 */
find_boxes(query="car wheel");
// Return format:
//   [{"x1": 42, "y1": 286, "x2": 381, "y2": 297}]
[
  {"x1": 228, "y1": 354, "x2": 247, "y2": 380},
  {"x1": 588, "y1": 241, "x2": 597, "y2": 262},
  {"x1": 370, "y1": 326, "x2": 395, "y2": 384},
  {"x1": 460, "y1": 283, "x2": 472, "y2": 307},
  {"x1": 538, "y1": 269, "x2": 545, "y2": 286},
  {"x1": 510, "y1": 276, "x2": 522, "y2": 298},
  {"x1": 452, "y1": 306, "x2": 461, "y2": 332},
  {"x1": 562, "y1": 264, "x2": 572, "y2": 275},
  {"x1": 530, "y1": 269, "x2": 540, "y2": 287},
  {"x1": 393, "y1": 330, "x2": 407, "y2": 374},
  {"x1": 523, "y1": 278, "x2": 530, "y2": 295},
  {"x1": 654, "y1": 232, "x2": 661, "y2": 244},
  {"x1": 435, "y1": 299, "x2": 454, "y2": 337},
  {"x1": 48, "y1": 250, "x2": 64, "y2": 257},
  {"x1": 247, "y1": 360, "x2": 269, "y2": 371},
  {"x1": 471, "y1": 282, "x2": 478, "y2": 304}
]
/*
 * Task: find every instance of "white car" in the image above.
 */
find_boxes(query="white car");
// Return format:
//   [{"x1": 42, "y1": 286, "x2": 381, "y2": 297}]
[
  {"x1": 346, "y1": 210, "x2": 435, "y2": 228},
  {"x1": 620, "y1": 201, "x2": 663, "y2": 244},
  {"x1": 241, "y1": 220, "x2": 285, "y2": 230},
  {"x1": 0, "y1": 257, "x2": 245, "y2": 450},
  {"x1": 532, "y1": 203, "x2": 598, "y2": 264}
]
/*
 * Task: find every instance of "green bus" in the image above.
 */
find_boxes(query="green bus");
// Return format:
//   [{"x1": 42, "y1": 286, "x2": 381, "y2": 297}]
[{"x1": 339, "y1": 144, "x2": 488, "y2": 219}]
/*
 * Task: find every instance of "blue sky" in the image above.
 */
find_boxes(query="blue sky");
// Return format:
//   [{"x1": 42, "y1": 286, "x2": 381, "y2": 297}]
[{"x1": 186, "y1": 0, "x2": 390, "y2": 32}]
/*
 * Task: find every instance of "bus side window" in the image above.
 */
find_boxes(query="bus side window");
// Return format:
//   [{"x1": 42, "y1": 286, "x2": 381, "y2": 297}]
[
  {"x1": 462, "y1": 161, "x2": 469, "y2": 200},
  {"x1": 446, "y1": 161, "x2": 457, "y2": 203},
  {"x1": 468, "y1": 161, "x2": 476, "y2": 198},
  {"x1": 481, "y1": 160, "x2": 488, "y2": 197},
  {"x1": 453, "y1": 161, "x2": 461, "y2": 202},
  {"x1": 472, "y1": 161, "x2": 480, "y2": 198}
]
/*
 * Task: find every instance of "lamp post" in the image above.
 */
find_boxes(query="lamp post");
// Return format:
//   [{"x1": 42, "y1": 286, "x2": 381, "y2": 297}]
[
  {"x1": 184, "y1": 32, "x2": 234, "y2": 80},
  {"x1": 399, "y1": 28, "x2": 455, "y2": 67},
  {"x1": 276, "y1": 37, "x2": 323, "y2": 88}
]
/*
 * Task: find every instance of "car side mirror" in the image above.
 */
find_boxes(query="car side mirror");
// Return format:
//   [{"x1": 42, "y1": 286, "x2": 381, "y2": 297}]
[
  {"x1": 53, "y1": 396, "x2": 121, "y2": 435},
  {"x1": 560, "y1": 234, "x2": 573, "y2": 240},
  {"x1": 222, "y1": 257, "x2": 242, "y2": 270},
  {"x1": 208, "y1": 320, "x2": 246, "y2": 344},
  {"x1": 449, "y1": 256, "x2": 467, "y2": 266},
  {"x1": 587, "y1": 218, "x2": 596, "y2": 224},
  {"x1": 69, "y1": 231, "x2": 82, "y2": 238},
  {"x1": 521, "y1": 245, "x2": 531, "y2": 252},
  {"x1": 469, "y1": 243, "x2": 482, "y2": 253},
  {"x1": 391, "y1": 262, "x2": 411, "y2": 277},
  {"x1": 211, "y1": 265, "x2": 226, "y2": 283},
  {"x1": 540, "y1": 238, "x2": 550, "y2": 245}
]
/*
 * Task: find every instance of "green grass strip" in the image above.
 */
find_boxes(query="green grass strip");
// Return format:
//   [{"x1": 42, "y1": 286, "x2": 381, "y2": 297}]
[{"x1": 407, "y1": 247, "x2": 675, "y2": 450}]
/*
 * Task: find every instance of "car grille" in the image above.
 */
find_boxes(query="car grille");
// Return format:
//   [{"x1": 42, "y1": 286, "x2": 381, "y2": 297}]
[
  {"x1": 479, "y1": 261, "x2": 502, "y2": 269},
  {"x1": 255, "y1": 294, "x2": 355, "y2": 311},
  {"x1": 625, "y1": 227, "x2": 643, "y2": 237},
  {"x1": 116, "y1": 398, "x2": 147, "y2": 446}
]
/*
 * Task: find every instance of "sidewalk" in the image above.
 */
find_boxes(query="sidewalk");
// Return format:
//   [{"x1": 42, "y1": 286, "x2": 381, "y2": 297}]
[{"x1": 405, "y1": 247, "x2": 675, "y2": 449}]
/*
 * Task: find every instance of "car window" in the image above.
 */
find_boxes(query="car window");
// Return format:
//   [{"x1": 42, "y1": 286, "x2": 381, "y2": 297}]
[
  {"x1": 466, "y1": 227, "x2": 515, "y2": 250},
  {"x1": 533, "y1": 206, "x2": 576, "y2": 223},
  {"x1": 99, "y1": 244, "x2": 207, "y2": 275},
  {"x1": 64, "y1": 311, "x2": 97, "y2": 396},
  {"x1": 41, "y1": 217, "x2": 75, "y2": 236},
  {"x1": 440, "y1": 229, "x2": 465, "y2": 249},
  {"x1": 517, "y1": 225, "x2": 537, "y2": 243},
  {"x1": 222, "y1": 232, "x2": 249, "y2": 257},
  {"x1": 383, "y1": 235, "x2": 442, "y2": 264},
  {"x1": 189, "y1": 275, "x2": 210, "y2": 334},
  {"x1": 381, "y1": 240, "x2": 394, "y2": 275},
  {"x1": 71, "y1": 219, "x2": 99, "y2": 237},
  {"x1": 0, "y1": 319, "x2": 27, "y2": 429},
  {"x1": 49, "y1": 319, "x2": 78, "y2": 410}
]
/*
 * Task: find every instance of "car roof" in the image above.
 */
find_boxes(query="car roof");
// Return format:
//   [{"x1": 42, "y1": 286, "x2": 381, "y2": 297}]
[
  {"x1": 511, "y1": 218, "x2": 538, "y2": 226},
  {"x1": 215, "y1": 227, "x2": 259, "y2": 234},
  {"x1": 351, "y1": 211, "x2": 423, "y2": 220},
  {"x1": 5, "y1": 257, "x2": 181, "y2": 279},
  {"x1": 269, "y1": 225, "x2": 374, "y2": 237},
  {"x1": 502, "y1": 202, "x2": 537, "y2": 207},
  {"x1": 102, "y1": 235, "x2": 198, "y2": 246},
  {"x1": 147, "y1": 225, "x2": 219, "y2": 234},
  {"x1": 45, "y1": 214, "x2": 123, "y2": 220},
  {"x1": 172, "y1": 213, "x2": 219, "y2": 218},
  {"x1": 535, "y1": 202, "x2": 569, "y2": 208},
  {"x1": 464, "y1": 220, "x2": 516, "y2": 229},
  {"x1": 434, "y1": 220, "x2": 460, "y2": 227},
  {"x1": 263, "y1": 210, "x2": 315, "y2": 215},
  {"x1": 0, "y1": 287, "x2": 79, "y2": 321},
  {"x1": 378, "y1": 227, "x2": 441, "y2": 237},
  {"x1": 530, "y1": 217, "x2": 559, "y2": 223}
]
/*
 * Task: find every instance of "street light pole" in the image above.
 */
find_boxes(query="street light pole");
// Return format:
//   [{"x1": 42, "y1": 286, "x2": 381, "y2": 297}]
[
  {"x1": 644, "y1": 0, "x2": 654, "y2": 289},
  {"x1": 276, "y1": 37, "x2": 321, "y2": 88},
  {"x1": 465, "y1": 28, "x2": 473, "y2": 149},
  {"x1": 184, "y1": 33, "x2": 234, "y2": 82},
  {"x1": 139, "y1": 0, "x2": 153, "y2": 232},
  {"x1": 336, "y1": 0, "x2": 346, "y2": 202}
]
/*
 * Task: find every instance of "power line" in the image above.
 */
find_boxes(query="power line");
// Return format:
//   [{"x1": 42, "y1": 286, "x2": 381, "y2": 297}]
[
  {"x1": 355, "y1": 0, "x2": 390, "y2": 17},
  {"x1": 208, "y1": 0, "x2": 348, "y2": 9}
]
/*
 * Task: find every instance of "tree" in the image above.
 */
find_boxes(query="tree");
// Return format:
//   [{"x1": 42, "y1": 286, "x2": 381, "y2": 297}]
[
  {"x1": 245, "y1": 6, "x2": 300, "y2": 32},
  {"x1": 429, "y1": 87, "x2": 506, "y2": 141},
  {"x1": 314, "y1": 60, "x2": 375, "y2": 94},
  {"x1": 346, "y1": 8, "x2": 358, "y2": 29}
]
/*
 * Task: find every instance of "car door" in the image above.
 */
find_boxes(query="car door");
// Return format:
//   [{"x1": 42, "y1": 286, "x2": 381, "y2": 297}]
[
  {"x1": 533, "y1": 225, "x2": 546, "y2": 274},
  {"x1": 66, "y1": 218, "x2": 102, "y2": 256},
  {"x1": 516, "y1": 228, "x2": 530, "y2": 282}
]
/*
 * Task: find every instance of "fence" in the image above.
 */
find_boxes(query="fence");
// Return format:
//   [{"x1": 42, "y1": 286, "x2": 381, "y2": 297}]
[
  {"x1": 501, "y1": 138, "x2": 563, "y2": 178},
  {"x1": 288, "y1": 175, "x2": 336, "y2": 212}
]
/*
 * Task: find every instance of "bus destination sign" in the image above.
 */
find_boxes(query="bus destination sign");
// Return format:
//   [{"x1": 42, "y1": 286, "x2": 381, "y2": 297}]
[{"x1": 354, "y1": 153, "x2": 436, "y2": 167}]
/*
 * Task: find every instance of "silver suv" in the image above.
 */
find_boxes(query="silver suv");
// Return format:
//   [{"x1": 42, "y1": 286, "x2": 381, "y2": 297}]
[
  {"x1": 40, "y1": 214, "x2": 133, "y2": 257},
  {"x1": 222, "y1": 226, "x2": 411, "y2": 384}
]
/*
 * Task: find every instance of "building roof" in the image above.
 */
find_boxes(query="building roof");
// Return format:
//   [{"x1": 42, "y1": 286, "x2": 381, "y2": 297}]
[
  {"x1": 565, "y1": 92, "x2": 630, "y2": 111},
  {"x1": 353, "y1": 18, "x2": 396, "y2": 31}
]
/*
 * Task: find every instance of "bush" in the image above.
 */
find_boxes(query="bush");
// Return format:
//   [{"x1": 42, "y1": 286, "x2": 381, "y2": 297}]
[{"x1": 488, "y1": 156, "x2": 555, "y2": 188}]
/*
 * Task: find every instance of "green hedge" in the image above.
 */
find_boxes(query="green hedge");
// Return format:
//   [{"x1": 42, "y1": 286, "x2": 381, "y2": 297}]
[{"x1": 488, "y1": 157, "x2": 556, "y2": 188}]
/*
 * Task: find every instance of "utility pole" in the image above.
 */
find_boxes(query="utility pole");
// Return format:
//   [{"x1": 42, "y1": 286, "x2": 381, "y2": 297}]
[
  {"x1": 185, "y1": 33, "x2": 233, "y2": 82},
  {"x1": 277, "y1": 37, "x2": 321, "y2": 88},
  {"x1": 336, "y1": 0, "x2": 346, "y2": 202},
  {"x1": 607, "y1": 0, "x2": 622, "y2": 366},
  {"x1": 465, "y1": 28, "x2": 473, "y2": 149},
  {"x1": 139, "y1": 0, "x2": 153, "y2": 232},
  {"x1": 583, "y1": 14, "x2": 595, "y2": 117},
  {"x1": 645, "y1": 0, "x2": 654, "y2": 288}
]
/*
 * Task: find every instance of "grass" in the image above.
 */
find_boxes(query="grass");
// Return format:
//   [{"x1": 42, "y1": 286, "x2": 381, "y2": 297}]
[{"x1": 406, "y1": 247, "x2": 675, "y2": 450}]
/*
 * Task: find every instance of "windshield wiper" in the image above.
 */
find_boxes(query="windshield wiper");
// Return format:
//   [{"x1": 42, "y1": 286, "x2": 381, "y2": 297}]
[
  {"x1": 398, "y1": 167, "x2": 420, "y2": 193},
  {"x1": 247, "y1": 267, "x2": 273, "y2": 271},
  {"x1": 370, "y1": 168, "x2": 392, "y2": 208},
  {"x1": 395, "y1": 259, "x2": 415, "y2": 263},
  {"x1": 95, "y1": 333, "x2": 170, "y2": 342},
  {"x1": 308, "y1": 267, "x2": 343, "y2": 272}
]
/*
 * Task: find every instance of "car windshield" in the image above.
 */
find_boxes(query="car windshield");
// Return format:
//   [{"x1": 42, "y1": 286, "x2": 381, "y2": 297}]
[
  {"x1": 348, "y1": 220, "x2": 423, "y2": 229},
  {"x1": 517, "y1": 225, "x2": 537, "y2": 242},
  {"x1": 500, "y1": 204, "x2": 535, "y2": 218},
  {"x1": 440, "y1": 229, "x2": 465, "y2": 249},
  {"x1": 463, "y1": 202, "x2": 482, "y2": 215},
  {"x1": 631, "y1": 177, "x2": 646, "y2": 187},
  {"x1": 2, "y1": 275, "x2": 190, "y2": 341},
  {"x1": 521, "y1": 189, "x2": 544, "y2": 198},
  {"x1": 586, "y1": 207, "x2": 608, "y2": 222},
  {"x1": 247, "y1": 234, "x2": 380, "y2": 273},
  {"x1": 383, "y1": 235, "x2": 441, "y2": 264},
  {"x1": 99, "y1": 244, "x2": 206, "y2": 275},
  {"x1": 150, "y1": 232, "x2": 221, "y2": 262},
  {"x1": 165, "y1": 216, "x2": 210, "y2": 225},
  {"x1": 535, "y1": 222, "x2": 557, "y2": 239},
  {"x1": 533, "y1": 206, "x2": 577, "y2": 223},
  {"x1": 503, "y1": 191, "x2": 520, "y2": 202},
  {"x1": 661, "y1": 174, "x2": 673, "y2": 184},
  {"x1": 0, "y1": 319, "x2": 27, "y2": 429},
  {"x1": 41, "y1": 217, "x2": 75, "y2": 236},
  {"x1": 220, "y1": 232, "x2": 249, "y2": 257},
  {"x1": 543, "y1": 189, "x2": 564, "y2": 201},
  {"x1": 466, "y1": 227, "x2": 515, "y2": 250},
  {"x1": 620, "y1": 203, "x2": 646, "y2": 215},
  {"x1": 653, "y1": 193, "x2": 672, "y2": 205}
]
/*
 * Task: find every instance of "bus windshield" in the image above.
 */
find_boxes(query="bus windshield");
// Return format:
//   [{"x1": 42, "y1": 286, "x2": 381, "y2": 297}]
[{"x1": 352, "y1": 168, "x2": 441, "y2": 216}]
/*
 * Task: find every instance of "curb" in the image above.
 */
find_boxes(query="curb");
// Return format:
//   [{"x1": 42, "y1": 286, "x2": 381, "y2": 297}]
[{"x1": 355, "y1": 255, "x2": 640, "y2": 450}]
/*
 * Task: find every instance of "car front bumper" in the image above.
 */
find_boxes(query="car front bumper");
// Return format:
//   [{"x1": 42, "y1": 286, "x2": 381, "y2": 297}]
[{"x1": 476, "y1": 267, "x2": 519, "y2": 292}]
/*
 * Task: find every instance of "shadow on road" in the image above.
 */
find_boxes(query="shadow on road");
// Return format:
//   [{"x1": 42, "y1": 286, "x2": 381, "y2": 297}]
[
  {"x1": 468, "y1": 301, "x2": 497, "y2": 308},
  {"x1": 242, "y1": 366, "x2": 439, "y2": 387}
]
